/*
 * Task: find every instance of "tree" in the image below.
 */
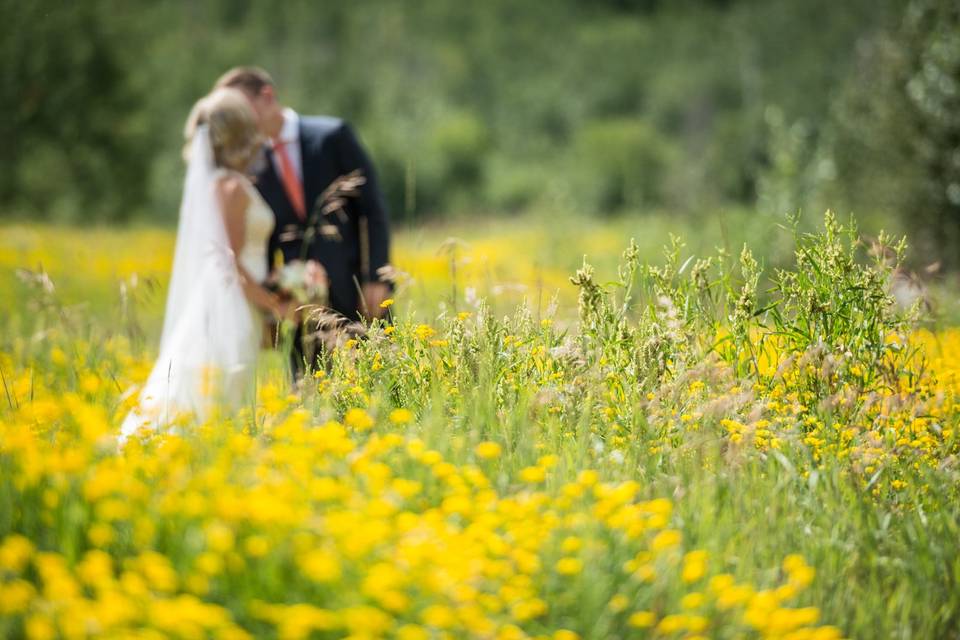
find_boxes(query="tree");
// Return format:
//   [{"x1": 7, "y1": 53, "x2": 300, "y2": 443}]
[
  {"x1": 831, "y1": 0, "x2": 960, "y2": 265},
  {"x1": 0, "y1": 1, "x2": 154, "y2": 221}
]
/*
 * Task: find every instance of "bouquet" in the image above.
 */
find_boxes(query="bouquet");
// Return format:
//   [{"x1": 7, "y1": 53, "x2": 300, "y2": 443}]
[
  {"x1": 270, "y1": 259, "x2": 329, "y2": 306},
  {"x1": 267, "y1": 257, "x2": 365, "y2": 368}
]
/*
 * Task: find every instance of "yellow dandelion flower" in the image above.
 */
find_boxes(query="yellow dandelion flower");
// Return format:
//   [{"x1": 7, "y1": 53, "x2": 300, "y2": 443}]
[
  {"x1": 343, "y1": 605, "x2": 392, "y2": 635},
  {"x1": 344, "y1": 408, "x2": 375, "y2": 431},
  {"x1": 608, "y1": 594, "x2": 629, "y2": 612},
  {"x1": 87, "y1": 522, "x2": 115, "y2": 547},
  {"x1": 389, "y1": 408, "x2": 414, "y2": 425},
  {"x1": 0, "y1": 535, "x2": 35, "y2": 573},
  {"x1": 709, "y1": 573, "x2": 736, "y2": 594},
  {"x1": 556, "y1": 557, "x2": 583, "y2": 575},
  {"x1": 650, "y1": 529, "x2": 682, "y2": 551},
  {"x1": 560, "y1": 536, "x2": 582, "y2": 554},
  {"x1": 244, "y1": 535, "x2": 270, "y2": 558},
  {"x1": 519, "y1": 465, "x2": 546, "y2": 484},
  {"x1": 578, "y1": 469, "x2": 599, "y2": 486},
  {"x1": 0, "y1": 580, "x2": 36, "y2": 615},
  {"x1": 25, "y1": 615, "x2": 56, "y2": 640},
  {"x1": 537, "y1": 453, "x2": 560, "y2": 468},
  {"x1": 682, "y1": 550, "x2": 709, "y2": 583},
  {"x1": 205, "y1": 522, "x2": 235, "y2": 553},
  {"x1": 300, "y1": 548, "x2": 341, "y2": 583},
  {"x1": 415, "y1": 324, "x2": 436, "y2": 340},
  {"x1": 397, "y1": 624, "x2": 429, "y2": 640},
  {"x1": 628, "y1": 611, "x2": 656, "y2": 628},
  {"x1": 681, "y1": 592, "x2": 705, "y2": 609},
  {"x1": 475, "y1": 441, "x2": 503, "y2": 459},
  {"x1": 420, "y1": 604, "x2": 457, "y2": 629}
]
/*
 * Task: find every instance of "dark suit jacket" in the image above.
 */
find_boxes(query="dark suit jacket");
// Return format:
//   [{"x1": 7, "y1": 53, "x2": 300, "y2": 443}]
[{"x1": 255, "y1": 115, "x2": 391, "y2": 320}]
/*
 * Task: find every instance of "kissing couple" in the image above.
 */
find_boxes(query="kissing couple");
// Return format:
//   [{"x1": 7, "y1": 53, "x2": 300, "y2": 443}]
[{"x1": 120, "y1": 67, "x2": 392, "y2": 442}]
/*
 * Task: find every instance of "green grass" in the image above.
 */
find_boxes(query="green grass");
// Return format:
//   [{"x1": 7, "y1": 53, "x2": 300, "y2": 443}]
[{"x1": 1, "y1": 212, "x2": 959, "y2": 638}]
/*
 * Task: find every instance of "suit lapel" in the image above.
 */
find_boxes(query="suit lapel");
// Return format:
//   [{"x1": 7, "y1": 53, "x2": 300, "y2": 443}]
[{"x1": 299, "y1": 120, "x2": 320, "y2": 220}]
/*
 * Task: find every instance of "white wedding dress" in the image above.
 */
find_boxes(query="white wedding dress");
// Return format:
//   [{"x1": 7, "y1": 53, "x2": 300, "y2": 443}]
[{"x1": 119, "y1": 126, "x2": 274, "y2": 443}]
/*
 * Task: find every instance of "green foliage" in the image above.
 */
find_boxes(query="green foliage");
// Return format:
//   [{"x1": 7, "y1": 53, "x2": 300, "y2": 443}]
[
  {"x1": 567, "y1": 212, "x2": 920, "y2": 394},
  {"x1": 0, "y1": 0, "x2": 154, "y2": 221},
  {"x1": 754, "y1": 108, "x2": 831, "y2": 218},
  {"x1": 418, "y1": 111, "x2": 491, "y2": 214},
  {"x1": 830, "y1": 0, "x2": 960, "y2": 266},
  {"x1": 2, "y1": 0, "x2": 910, "y2": 224},
  {"x1": 571, "y1": 119, "x2": 678, "y2": 214},
  {"x1": 768, "y1": 213, "x2": 916, "y2": 392}
]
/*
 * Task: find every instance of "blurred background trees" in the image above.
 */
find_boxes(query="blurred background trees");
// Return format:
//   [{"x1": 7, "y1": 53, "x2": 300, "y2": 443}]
[
  {"x1": 829, "y1": 0, "x2": 960, "y2": 267},
  {"x1": 2, "y1": 2, "x2": 152, "y2": 222},
  {"x1": 2, "y1": 0, "x2": 957, "y2": 263}
]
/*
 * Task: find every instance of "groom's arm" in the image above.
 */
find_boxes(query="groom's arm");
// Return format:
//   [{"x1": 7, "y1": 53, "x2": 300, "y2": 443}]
[{"x1": 335, "y1": 122, "x2": 391, "y2": 285}]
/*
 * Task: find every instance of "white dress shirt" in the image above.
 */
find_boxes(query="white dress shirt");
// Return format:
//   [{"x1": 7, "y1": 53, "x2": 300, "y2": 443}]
[{"x1": 271, "y1": 108, "x2": 303, "y2": 181}]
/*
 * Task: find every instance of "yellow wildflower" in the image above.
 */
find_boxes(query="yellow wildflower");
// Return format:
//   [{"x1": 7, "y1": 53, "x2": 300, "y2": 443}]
[
  {"x1": 556, "y1": 557, "x2": 583, "y2": 575},
  {"x1": 475, "y1": 441, "x2": 503, "y2": 459},
  {"x1": 389, "y1": 408, "x2": 414, "y2": 425},
  {"x1": 344, "y1": 408, "x2": 375, "y2": 431},
  {"x1": 628, "y1": 611, "x2": 656, "y2": 628}
]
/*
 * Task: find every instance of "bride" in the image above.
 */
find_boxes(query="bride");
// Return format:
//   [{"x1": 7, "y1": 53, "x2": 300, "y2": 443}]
[{"x1": 119, "y1": 88, "x2": 288, "y2": 442}]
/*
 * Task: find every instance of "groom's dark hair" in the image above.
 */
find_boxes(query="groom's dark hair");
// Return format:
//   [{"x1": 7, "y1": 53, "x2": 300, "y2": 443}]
[{"x1": 215, "y1": 66, "x2": 275, "y2": 96}]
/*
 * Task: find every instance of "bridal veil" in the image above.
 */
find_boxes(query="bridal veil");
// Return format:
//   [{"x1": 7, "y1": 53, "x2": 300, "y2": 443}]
[{"x1": 119, "y1": 126, "x2": 258, "y2": 442}]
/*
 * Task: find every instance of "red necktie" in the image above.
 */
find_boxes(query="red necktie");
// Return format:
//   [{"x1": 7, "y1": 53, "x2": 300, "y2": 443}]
[{"x1": 272, "y1": 140, "x2": 306, "y2": 221}]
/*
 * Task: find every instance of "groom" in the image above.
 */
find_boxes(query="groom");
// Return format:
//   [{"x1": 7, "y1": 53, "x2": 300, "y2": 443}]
[{"x1": 215, "y1": 67, "x2": 392, "y2": 373}]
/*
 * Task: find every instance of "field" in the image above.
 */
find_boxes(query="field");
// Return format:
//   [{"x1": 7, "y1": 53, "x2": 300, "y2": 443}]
[{"x1": 2, "y1": 212, "x2": 960, "y2": 639}]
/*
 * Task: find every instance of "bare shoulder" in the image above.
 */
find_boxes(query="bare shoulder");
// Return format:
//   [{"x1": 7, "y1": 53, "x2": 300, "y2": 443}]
[{"x1": 215, "y1": 173, "x2": 251, "y2": 214}]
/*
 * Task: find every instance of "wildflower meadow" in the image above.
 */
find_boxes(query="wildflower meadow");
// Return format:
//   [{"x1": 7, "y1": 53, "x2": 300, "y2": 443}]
[{"x1": 2, "y1": 213, "x2": 959, "y2": 639}]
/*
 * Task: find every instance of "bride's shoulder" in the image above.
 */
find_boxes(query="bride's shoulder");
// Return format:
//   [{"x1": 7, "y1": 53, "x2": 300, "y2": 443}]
[
  {"x1": 214, "y1": 171, "x2": 251, "y2": 212},
  {"x1": 213, "y1": 167, "x2": 253, "y2": 190}
]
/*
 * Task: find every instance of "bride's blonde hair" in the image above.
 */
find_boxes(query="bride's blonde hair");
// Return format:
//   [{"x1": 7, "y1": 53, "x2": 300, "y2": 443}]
[{"x1": 184, "y1": 87, "x2": 262, "y2": 171}]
